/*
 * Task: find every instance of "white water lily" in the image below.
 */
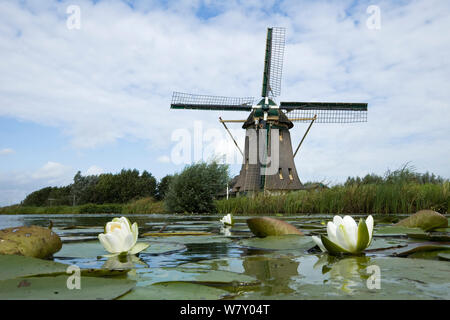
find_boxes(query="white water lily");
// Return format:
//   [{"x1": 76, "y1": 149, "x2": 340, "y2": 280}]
[
  {"x1": 98, "y1": 217, "x2": 149, "y2": 256},
  {"x1": 312, "y1": 215, "x2": 374, "y2": 255},
  {"x1": 220, "y1": 213, "x2": 234, "y2": 226}
]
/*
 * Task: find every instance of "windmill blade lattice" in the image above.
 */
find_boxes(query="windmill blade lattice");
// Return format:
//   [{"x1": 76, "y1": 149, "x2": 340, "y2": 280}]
[
  {"x1": 281, "y1": 101, "x2": 368, "y2": 123},
  {"x1": 171, "y1": 92, "x2": 254, "y2": 111},
  {"x1": 261, "y1": 27, "x2": 286, "y2": 98}
]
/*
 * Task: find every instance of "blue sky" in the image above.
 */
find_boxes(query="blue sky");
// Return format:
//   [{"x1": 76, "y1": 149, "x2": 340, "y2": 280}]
[{"x1": 0, "y1": 0, "x2": 449, "y2": 206}]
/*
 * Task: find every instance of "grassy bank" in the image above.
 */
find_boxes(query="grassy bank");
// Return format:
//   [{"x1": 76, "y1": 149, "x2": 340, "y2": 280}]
[
  {"x1": 0, "y1": 197, "x2": 165, "y2": 215},
  {"x1": 2, "y1": 181, "x2": 449, "y2": 216},
  {"x1": 216, "y1": 182, "x2": 449, "y2": 215}
]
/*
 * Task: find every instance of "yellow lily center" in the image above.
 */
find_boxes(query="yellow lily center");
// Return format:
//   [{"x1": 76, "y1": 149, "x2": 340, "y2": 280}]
[{"x1": 110, "y1": 224, "x2": 122, "y2": 232}]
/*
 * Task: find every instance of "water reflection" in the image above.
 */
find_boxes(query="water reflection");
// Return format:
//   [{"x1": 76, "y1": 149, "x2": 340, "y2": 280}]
[
  {"x1": 243, "y1": 255, "x2": 300, "y2": 295},
  {"x1": 102, "y1": 254, "x2": 147, "y2": 270},
  {"x1": 314, "y1": 254, "x2": 372, "y2": 294},
  {"x1": 220, "y1": 226, "x2": 232, "y2": 237}
]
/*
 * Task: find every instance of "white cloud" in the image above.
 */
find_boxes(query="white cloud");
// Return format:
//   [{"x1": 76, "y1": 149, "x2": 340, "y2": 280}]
[
  {"x1": 85, "y1": 165, "x2": 104, "y2": 175},
  {"x1": 0, "y1": 161, "x2": 74, "y2": 206},
  {"x1": 0, "y1": 148, "x2": 14, "y2": 155},
  {"x1": 0, "y1": 0, "x2": 449, "y2": 192},
  {"x1": 157, "y1": 155, "x2": 171, "y2": 163},
  {"x1": 31, "y1": 161, "x2": 72, "y2": 183}
]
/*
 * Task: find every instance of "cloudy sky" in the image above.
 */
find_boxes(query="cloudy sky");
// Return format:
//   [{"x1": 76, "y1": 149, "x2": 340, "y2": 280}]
[{"x1": 0, "y1": 0, "x2": 449, "y2": 206}]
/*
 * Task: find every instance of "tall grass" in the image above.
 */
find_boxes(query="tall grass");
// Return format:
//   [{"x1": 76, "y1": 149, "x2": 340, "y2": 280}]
[
  {"x1": 216, "y1": 182, "x2": 449, "y2": 215},
  {"x1": 0, "y1": 197, "x2": 165, "y2": 215},
  {"x1": 122, "y1": 197, "x2": 165, "y2": 214}
]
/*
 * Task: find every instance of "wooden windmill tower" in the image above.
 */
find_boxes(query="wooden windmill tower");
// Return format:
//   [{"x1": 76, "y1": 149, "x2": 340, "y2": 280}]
[{"x1": 171, "y1": 27, "x2": 367, "y2": 195}]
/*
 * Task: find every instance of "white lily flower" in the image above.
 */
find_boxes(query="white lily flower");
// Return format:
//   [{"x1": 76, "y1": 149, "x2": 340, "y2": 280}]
[
  {"x1": 220, "y1": 213, "x2": 234, "y2": 226},
  {"x1": 98, "y1": 216, "x2": 149, "y2": 256},
  {"x1": 312, "y1": 215, "x2": 374, "y2": 255}
]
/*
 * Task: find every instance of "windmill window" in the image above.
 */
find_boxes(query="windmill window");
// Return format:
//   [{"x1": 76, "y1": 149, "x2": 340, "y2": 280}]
[
  {"x1": 288, "y1": 168, "x2": 294, "y2": 181},
  {"x1": 245, "y1": 157, "x2": 249, "y2": 170},
  {"x1": 279, "y1": 131, "x2": 283, "y2": 141},
  {"x1": 279, "y1": 168, "x2": 283, "y2": 180}
]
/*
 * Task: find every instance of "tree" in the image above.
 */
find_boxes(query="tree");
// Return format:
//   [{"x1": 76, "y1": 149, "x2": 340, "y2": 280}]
[
  {"x1": 156, "y1": 175, "x2": 173, "y2": 200},
  {"x1": 165, "y1": 161, "x2": 229, "y2": 213},
  {"x1": 71, "y1": 171, "x2": 100, "y2": 205}
]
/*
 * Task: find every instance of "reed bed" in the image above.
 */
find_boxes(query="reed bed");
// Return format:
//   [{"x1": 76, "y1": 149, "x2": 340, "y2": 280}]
[{"x1": 215, "y1": 182, "x2": 449, "y2": 215}]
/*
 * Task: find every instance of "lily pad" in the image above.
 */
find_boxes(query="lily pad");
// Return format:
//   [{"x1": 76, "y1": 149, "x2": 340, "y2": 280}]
[
  {"x1": 239, "y1": 235, "x2": 313, "y2": 251},
  {"x1": 406, "y1": 232, "x2": 450, "y2": 242},
  {"x1": 0, "y1": 254, "x2": 131, "y2": 280},
  {"x1": 390, "y1": 243, "x2": 450, "y2": 257},
  {"x1": 0, "y1": 275, "x2": 135, "y2": 300},
  {"x1": 395, "y1": 210, "x2": 448, "y2": 231},
  {"x1": 375, "y1": 226, "x2": 424, "y2": 236},
  {"x1": 437, "y1": 252, "x2": 450, "y2": 261},
  {"x1": 142, "y1": 231, "x2": 213, "y2": 237},
  {"x1": 119, "y1": 282, "x2": 230, "y2": 300},
  {"x1": 142, "y1": 241, "x2": 186, "y2": 254},
  {"x1": 364, "y1": 237, "x2": 409, "y2": 252},
  {"x1": 0, "y1": 254, "x2": 68, "y2": 281},
  {"x1": 55, "y1": 240, "x2": 186, "y2": 258},
  {"x1": 146, "y1": 235, "x2": 231, "y2": 245},
  {"x1": 54, "y1": 241, "x2": 106, "y2": 258},
  {"x1": 246, "y1": 217, "x2": 304, "y2": 237},
  {"x1": 0, "y1": 225, "x2": 62, "y2": 258},
  {"x1": 134, "y1": 268, "x2": 259, "y2": 288}
]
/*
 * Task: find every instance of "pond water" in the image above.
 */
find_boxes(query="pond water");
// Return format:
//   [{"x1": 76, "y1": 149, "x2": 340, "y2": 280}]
[{"x1": 1, "y1": 214, "x2": 449, "y2": 299}]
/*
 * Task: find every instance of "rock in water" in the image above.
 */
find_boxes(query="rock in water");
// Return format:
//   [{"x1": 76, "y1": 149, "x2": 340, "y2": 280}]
[
  {"x1": 395, "y1": 210, "x2": 448, "y2": 231},
  {"x1": 0, "y1": 225, "x2": 62, "y2": 259},
  {"x1": 246, "y1": 217, "x2": 304, "y2": 237}
]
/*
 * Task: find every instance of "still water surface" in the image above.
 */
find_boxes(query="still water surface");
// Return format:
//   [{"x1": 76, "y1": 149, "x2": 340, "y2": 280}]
[{"x1": 1, "y1": 214, "x2": 449, "y2": 299}]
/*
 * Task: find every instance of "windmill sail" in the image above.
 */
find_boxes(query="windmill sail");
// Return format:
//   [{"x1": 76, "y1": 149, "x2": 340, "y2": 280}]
[
  {"x1": 171, "y1": 92, "x2": 254, "y2": 111},
  {"x1": 261, "y1": 27, "x2": 286, "y2": 98},
  {"x1": 280, "y1": 101, "x2": 368, "y2": 123}
]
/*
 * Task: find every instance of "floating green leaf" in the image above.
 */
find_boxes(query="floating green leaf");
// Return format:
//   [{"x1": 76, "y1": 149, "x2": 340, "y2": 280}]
[
  {"x1": 142, "y1": 231, "x2": 214, "y2": 237},
  {"x1": 141, "y1": 241, "x2": 186, "y2": 254},
  {"x1": 391, "y1": 243, "x2": 450, "y2": 257},
  {"x1": 0, "y1": 254, "x2": 131, "y2": 281},
  {"x1": 0, "y1": 226, "x2": 62, "y2": 258},
  {"x1": 0, "y1": 275, "x2": 135, "y2": 300},
  {"x1": 239, "y1": 235, "x2": 313, "y2": 251},
  {"x1": 54, "y1": 241, "x2": 105, "y2": 258},
  {"x1": 134, "y1": 268, "x2": 259, "y2": 288},
  {"x1": 375, "y1": 226, "x2": 424, "y2": 236},
  {"x1": 406, "y1": 232, "x2": 450, "y2": 242},
  {"x1": 246, "y1": 217, "x2": 303, "y2": 237},
  {"x1": 119, "y1": 282, "x2": 230, "y2": 300},
  {"x1": 146, "y1": 235, "x2": 231, "y2": 245},
  {"x1": 55, "y1": 240, "x2": 185, "y2": 258},
  {"x1": 395, "y1": 210, "x2": 448, "y2": 231},
  {"x1": 437, "y1": 252, "x2": 450, "y2": 261},
  {"x1": 0, "y1": 254, "x2": 68, "y2": 281}
]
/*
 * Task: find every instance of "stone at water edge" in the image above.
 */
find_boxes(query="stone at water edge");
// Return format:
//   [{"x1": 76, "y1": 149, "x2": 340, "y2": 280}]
[
  {"x1": 394, "y1": 210, "x2": 448, "y2": 231},
  {"x1": 0, "y1": 225, "x2": 62, "y2": 259},
  {"x1": 246, "y1": 217, "x2": 304, "y2": 237}
]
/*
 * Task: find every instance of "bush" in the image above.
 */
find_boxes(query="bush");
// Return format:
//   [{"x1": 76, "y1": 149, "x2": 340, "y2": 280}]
[
  {"x1": 123, "y1": 197, "x2": 165, "y2": 214},
  {"x1": 165, "y1": 161, "x2": 229, "y2": 213},
  {"x1": 78, "y1": 203, "x2": 123, "y2": 214}
]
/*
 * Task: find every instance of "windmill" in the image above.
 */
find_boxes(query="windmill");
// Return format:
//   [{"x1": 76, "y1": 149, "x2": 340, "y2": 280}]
[{"x1": 170, "y1": 27, "x2": 367, "y2": 195}]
